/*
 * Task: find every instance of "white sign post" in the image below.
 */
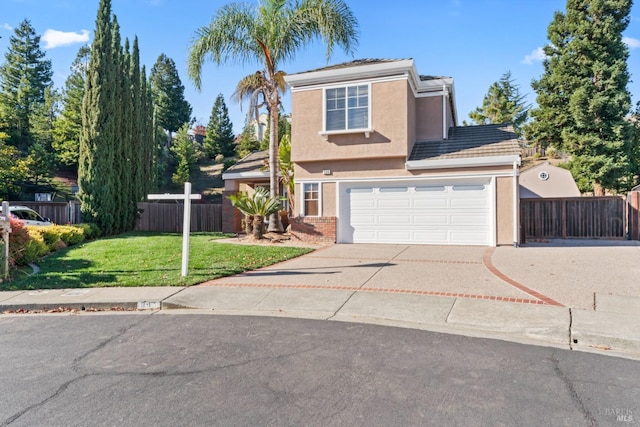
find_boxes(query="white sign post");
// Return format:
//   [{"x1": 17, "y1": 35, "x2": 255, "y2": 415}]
[{"x1": 147, "y1": 182, "x2": 202, "y2": 277}]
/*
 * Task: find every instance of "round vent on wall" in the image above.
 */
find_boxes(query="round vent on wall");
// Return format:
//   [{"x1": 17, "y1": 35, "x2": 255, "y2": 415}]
[{"x1": 538, "y1": 171, "x2": 550, "y2": 181}]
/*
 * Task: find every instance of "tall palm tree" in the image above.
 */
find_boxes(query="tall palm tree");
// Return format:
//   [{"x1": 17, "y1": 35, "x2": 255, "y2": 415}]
[{"x1": 188, "y1": 0, "x2": 358, "y2": 231}]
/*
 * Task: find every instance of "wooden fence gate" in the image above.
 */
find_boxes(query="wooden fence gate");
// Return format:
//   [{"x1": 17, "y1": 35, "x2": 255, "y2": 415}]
[{"x1": 520, "y1": 197, "x2": 627, "y2": 242}]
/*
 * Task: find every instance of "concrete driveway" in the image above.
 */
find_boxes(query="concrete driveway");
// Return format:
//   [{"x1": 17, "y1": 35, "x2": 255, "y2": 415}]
[{"x1": 200, "y1": 240, "x2": 640, "y2": 310}]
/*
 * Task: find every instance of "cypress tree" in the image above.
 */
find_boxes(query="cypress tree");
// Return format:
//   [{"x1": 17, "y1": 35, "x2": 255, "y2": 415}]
[
  {"x1": 52, "y1": 46, "x2": 90, "y2": 169},
  {"x1": 78, "y1": 0, "x2": 117, "y2": 234},
  {"x1": 526, "y1": 0, "x2": 635, "y2": 194}
]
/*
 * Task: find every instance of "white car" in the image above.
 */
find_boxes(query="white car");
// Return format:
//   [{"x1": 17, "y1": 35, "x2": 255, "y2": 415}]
[{"x1": 3, "y1": 206, "x2": 53, "y2": 226}]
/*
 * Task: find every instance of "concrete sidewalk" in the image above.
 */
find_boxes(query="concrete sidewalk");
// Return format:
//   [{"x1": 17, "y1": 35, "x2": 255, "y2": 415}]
[
  {"x1": 0, "y1": 284, "x2": 638, "y2": 360},
  {"x1": 1, "y1": 240, "x2": 638, "y2": 359}
]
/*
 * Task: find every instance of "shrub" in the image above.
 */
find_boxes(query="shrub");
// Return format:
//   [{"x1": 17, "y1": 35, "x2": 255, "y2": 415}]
[
  {"x1": 57, "y1": 225, "x2": 84, "y2": 246},
  {"x1": 76, "y1": 223, "x2": 101, "y2": 240},
  {"x1": 215, "y1": 154, "x2": 224, "y2": 164},
  {"x1": 8, "y1": 218, "x2": 30, "y2": 266}
]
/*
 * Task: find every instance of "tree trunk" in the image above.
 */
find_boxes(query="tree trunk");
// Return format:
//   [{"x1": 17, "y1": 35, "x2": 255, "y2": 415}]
[
  {"x1": 267, "y1": 100, "x2": 284, "y2": 232},
  {"x1": 244, "y1": 214, "x2": 253, "y2": 235},
  {"x1": 593, "y1": 182, "x2": 605, "y2": 196},
  {"x1": 253, "y1": 215, "x2": 264, "y2": 239}
]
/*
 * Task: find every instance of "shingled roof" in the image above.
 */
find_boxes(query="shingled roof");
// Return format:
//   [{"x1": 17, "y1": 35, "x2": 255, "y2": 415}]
[
  {"x1": 409, "y1": 124, "x2": 521, "y2": 162},
  {"x1": 222, "y1": 150, "x2": 268, "y2": 178},
  {"x1": 295, "y1": 58, "x2": 407, "y2": 74}
]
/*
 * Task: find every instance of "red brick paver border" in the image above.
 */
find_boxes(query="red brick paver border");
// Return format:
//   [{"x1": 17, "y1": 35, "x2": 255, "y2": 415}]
[
  {"x1": 482, "y1": 247, "x2": 564, "y2": 307},
  {"x1": 198, "y1": 281, "x2": 547, "y2": 305}
]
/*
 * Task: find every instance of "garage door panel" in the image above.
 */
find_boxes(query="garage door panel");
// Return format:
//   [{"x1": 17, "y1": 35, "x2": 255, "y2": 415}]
[
  {"x1": 414, "y1": 230, "x2": 449, "y2": 243},
  {"x1": 379, "y1": 199, "x2": 411, "y2": 208},
  {"x1": 380, "y1": 215, "x2": 409, "y2": 225},
  {"x1": 450, "y1": 214, "x2": 488, "y2": 226},
  {"x1": 413, "y1": 214, "x2": 449, "y2": 225},
  {"x1": 414, "y1": 199, "x2": 448, "y2": 208},
  {"x1": 342, "y1": 180, "x2": 492, "y2": 245},
  {"x1": 350, "y1": 214, "x2": 377, "y2": 225}
]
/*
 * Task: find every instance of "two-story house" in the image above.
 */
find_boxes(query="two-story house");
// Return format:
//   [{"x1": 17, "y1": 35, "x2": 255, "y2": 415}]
[{"x1": 223, "y1": 58, "x2": 521, "y2": 246}]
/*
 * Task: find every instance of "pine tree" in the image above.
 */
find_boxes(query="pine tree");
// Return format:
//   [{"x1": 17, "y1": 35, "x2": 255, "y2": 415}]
[
  {"x1": 0, "y1": 19, "x2": 53, "y2": 152},
  {"x1": 78, "y1": 0, "x2": 117, "y2": 234},
  {"x1": 52, "y1": 46, "x2": 90, "y2": 169},
  {"x1": 149, "y1": 54, "x2": 192, "y2": 144},
  {"x1": 204, "y1": 93, "x2": 235, "y2": 158},
  {"x1": 170, "y1": 123, "x2": 198, "y2": 185},
  {"x1": 526, "y1": 0, "x2": 635, "y2": 194},
  {"x1": 467, "y1": 71, "x2": 529, "y2": 134}
]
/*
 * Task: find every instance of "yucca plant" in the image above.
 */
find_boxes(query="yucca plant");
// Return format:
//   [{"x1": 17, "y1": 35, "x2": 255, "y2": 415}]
[{"x1": 228, "y1": 188, "x2": 281, "y2": 239}]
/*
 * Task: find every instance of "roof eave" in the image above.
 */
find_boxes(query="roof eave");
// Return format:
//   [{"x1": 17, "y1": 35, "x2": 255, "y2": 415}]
[
  {"x1": 406, "y1": 155, "x2": 521, "y2": 171},
  {"x1": 285, "y1": 59, "x2": 416, "y2": 87},
  {"x1": 222, "y1": 171, "x2": 270, "y2": 181}
]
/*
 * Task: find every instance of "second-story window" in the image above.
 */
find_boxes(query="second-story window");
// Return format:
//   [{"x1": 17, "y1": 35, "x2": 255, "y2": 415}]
[{"x1": 325, "y1": 84, "x2": 369, "y2": 131}]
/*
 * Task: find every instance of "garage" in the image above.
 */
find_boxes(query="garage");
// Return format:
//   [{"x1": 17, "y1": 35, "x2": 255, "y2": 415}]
[{"x1": 338, "y1": 179, "x2": 493, "y2": 245}]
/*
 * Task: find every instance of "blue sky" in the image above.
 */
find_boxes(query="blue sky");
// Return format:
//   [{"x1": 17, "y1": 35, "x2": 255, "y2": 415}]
[{"x1": 2, "y1": 0, "x2": 640, "y2": 134}]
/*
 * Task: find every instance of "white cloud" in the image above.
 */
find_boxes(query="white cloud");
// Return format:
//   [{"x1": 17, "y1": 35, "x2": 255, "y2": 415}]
[
  {"x1": 521, "y1": 47, "x2": 546, "y2": 65},
  {"x1": 2, "y1": 23, "x2": 12, "y2": 31},
  {"x1": 623, "y1": 36, "x2": 640, "y2": 49},
  {"x1": 41, "y1": 29, "x2": 90, "y2": 49}
]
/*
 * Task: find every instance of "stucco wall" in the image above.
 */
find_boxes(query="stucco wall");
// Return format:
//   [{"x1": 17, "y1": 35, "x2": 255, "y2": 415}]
[
  {"x1": 415, "y1": 96, "x2": 444, "y2": 141},
  {"x1": 496, "y1": 175, "x2": 517, "y2": 245},
  {"x1": 290, "y1": 79, "x2": 409, "y2": 162}
]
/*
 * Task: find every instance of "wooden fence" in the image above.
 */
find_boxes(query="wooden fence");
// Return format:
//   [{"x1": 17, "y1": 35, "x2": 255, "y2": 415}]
[
  {"x1": 7, "y1": 201, "x2": 82, "y2": 224},
  {"x1": 629, "y1": 191, "x2": 640, "y2": 240},
  {"x1": 135, "y1": 202, "x2": 222, "y2": 232},
  {"x1": 520, "y1": 196, "x2": 627, "y2": 242}
]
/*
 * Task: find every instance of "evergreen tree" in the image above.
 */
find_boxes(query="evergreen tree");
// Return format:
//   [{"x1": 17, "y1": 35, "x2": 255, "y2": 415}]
[
  {"x1": 467, "y1": 71, "x2": 529, "y2": 134},
  {"x1": 236, "y1": 124, "x2": 260, "y2": 158},
  {"x1": 0, "y1": 19, "x2": 53, "y2": 151},
  {"x1": 52, "y1": 46, "x2": 90, "y2": 169},
  {"x1": 204, "y1": 93, "x2": 235, "y2": 158},
  {"x1": 526, "y1": 0, "x2": 635, "y2": 194},
  {"x1": 78, "y1": 0, "x2": 117, "y2": 234},
  {"x1": 170, "y1": 123, "x2": 198, "y2": 185},
  {"x1": 149, "y1": 54, "x2": 192, "y2": 144}
]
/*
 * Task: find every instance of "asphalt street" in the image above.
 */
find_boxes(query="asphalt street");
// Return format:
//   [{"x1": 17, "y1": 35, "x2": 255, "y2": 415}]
[{"x1": 0, "y1": 312, "x2": 638, "y2": 426}]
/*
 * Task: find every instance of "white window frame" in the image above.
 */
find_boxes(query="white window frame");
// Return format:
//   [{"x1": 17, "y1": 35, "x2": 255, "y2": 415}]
[
  {"x1": 300, "y1": 182, "x2": 321, "y2": 217},
  {"x1": 320, "y1": 83, "x2": 373, "y2": 140}
]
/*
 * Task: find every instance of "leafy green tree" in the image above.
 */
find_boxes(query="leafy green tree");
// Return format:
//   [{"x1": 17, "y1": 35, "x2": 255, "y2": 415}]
[
  {"x1": 0, "y1": 19, "x2": 53, "y2": 152},
  {"x1": 466, "y1": 71, "x2": 529, "y2": 134},
  {"x1": 526, "y1": 0, "x2": 635, "y2": 194},
  {"x1": 149, "y1": 54, "x2": 192, "y2": 144},
  {"x1": 78, "y1": 0, "x2": 118, "y2": 234},
  {"x1": 278, "y1": 133, "x2": 294, "y2": 214},
  {"x1": 204, "y1": 93, "x2": 236, "y2": 158},
  {"x1": 188, "y1": 0, "x2": 359, "y2": 231},
  {"x1": 0, "y1": 141, "x2": 28, "y2": 199},
  {"x1": 52, "y1": 46, "x2": 90, "y2": 169},
  {"x1": 170, "y1": 123, "x2": 199, "y2": 185}
]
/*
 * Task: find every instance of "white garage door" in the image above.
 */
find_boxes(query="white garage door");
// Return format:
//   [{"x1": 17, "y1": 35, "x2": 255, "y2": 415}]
[{"x1": 340, "y1": 179, "x2": 492, "y2": 245}]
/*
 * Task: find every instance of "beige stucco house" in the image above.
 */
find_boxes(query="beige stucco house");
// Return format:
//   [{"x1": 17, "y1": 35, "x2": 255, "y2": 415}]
[
  {"x1": 223, "y1": 58, "x2": 522, "y2": 246},
  {"x1": 519, "y1": 162, "x2": 580, "y2": 198}
]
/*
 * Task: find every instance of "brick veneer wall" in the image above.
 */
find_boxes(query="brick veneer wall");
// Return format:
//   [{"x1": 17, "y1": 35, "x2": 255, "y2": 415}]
[
  {"x1": 290, "y1": 216, "x2": 336, "y2": 245},
  {"x1": 222, "y1": 191, "x2": 242, "y2": 233}
]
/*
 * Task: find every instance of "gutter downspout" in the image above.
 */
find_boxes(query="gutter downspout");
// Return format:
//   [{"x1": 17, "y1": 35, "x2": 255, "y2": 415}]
[
  {"x1": 442, "y1": 84, "x2": 447, "y2": 139},
  {"x1": 513, "y1": 160, "x2": 519, "y2": 247}
]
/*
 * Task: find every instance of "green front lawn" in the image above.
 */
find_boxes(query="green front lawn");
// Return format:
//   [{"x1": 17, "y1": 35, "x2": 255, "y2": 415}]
[{"x1": 2, "y1": 232, "x2": 313, "y2": 291}]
